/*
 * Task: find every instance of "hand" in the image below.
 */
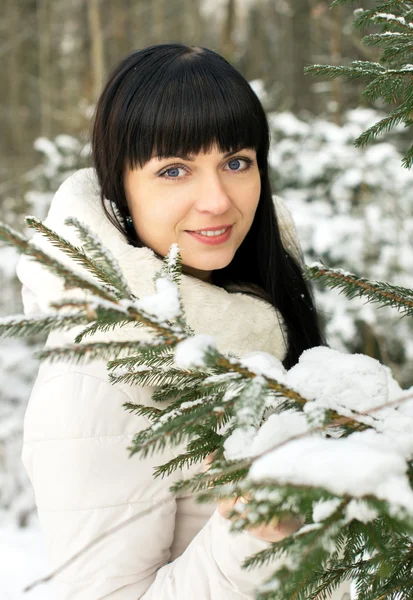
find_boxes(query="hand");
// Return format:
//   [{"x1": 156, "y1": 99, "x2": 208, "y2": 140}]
[
  {"x1": 215, "y1": 495, "x2": 304, "y2": 542},
  {"x1": 203, "y1": 452, "x2": 304, "y2": 543}
]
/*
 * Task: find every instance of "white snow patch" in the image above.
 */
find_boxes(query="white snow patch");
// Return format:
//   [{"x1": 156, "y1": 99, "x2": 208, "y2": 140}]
[
  {"x1": 174, "y1": 334, "x2": 216, "y2": 369},
  {"x1": 225, "y1": 410, "x2": 309, "y2": 460},
  {"x1": 249, "y1": 430, "x2": 413, "y2": 512},
  {"x1": 312, "y1": 498, "x2": 342, "y2": 522},
  {"x1": 239, "y1": 351, "x2": 287, "y2": 381},
  {"x1": 344, "y1": 500, "x2": 379, "y2": 524},
  {"x1": 134, "y1": 276, "x2": 181, "y2": 322}
]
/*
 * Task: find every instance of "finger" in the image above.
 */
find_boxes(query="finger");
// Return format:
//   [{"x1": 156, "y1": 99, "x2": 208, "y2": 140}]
[{"x1": 203, "y1": 450, "x2": 217, "y2": 468}]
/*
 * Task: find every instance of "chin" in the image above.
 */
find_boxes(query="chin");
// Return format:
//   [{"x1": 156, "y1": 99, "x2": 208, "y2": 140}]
[{"x1": 186, "y1": 253, "x2": 234, "y2": 272}]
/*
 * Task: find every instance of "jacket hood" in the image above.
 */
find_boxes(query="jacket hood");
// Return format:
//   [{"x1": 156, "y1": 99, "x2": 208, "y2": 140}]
[{"x1": 15, "y1": 168, "x2": 291, "y2": 361}]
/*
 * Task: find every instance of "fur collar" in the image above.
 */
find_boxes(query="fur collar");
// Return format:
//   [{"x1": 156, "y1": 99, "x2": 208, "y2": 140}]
[{"x1": 16, "y1": 168, "x2": 288, "y2": 361}]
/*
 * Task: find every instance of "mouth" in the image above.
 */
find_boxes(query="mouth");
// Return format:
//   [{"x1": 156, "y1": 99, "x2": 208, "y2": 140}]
[{"x1": 185, "y1": 225, "x2": 233, "y2": 245}]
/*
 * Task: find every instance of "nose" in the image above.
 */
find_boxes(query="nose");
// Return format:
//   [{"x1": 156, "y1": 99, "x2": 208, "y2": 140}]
[{"x1": 195, "y1": 172, "x2": 232, "y2": 215}]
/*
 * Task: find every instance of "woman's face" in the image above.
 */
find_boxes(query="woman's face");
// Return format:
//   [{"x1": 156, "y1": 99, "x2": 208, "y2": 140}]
[{"x1": 123, "y1": 144, "x2": 261, "y2": 283}]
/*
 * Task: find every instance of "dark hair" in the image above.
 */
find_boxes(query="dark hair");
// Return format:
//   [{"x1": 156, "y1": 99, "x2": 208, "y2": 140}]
[{"x1": 91, "y1": 43, "x2": 327, "y2": 369}]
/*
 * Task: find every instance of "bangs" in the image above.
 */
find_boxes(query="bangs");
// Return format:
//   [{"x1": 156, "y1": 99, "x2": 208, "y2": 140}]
[{"x1": 122, "y1": 54, "x2": 266, "y2": 169}]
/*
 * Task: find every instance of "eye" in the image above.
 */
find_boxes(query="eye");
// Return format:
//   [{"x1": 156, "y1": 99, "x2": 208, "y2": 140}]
[
  {"x1": 157, "y1": 156, "x2": 254, "y2": 181},
  {"x1": 158, "y1": 164, "x2": 188, "y2": 180},
  {"x1": 225, "y1": 157, "x2": 253, "y2": 173}
]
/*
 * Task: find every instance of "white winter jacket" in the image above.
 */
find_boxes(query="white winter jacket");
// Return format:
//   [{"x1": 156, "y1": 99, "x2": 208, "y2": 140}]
[{"x1": 16, "y1": 169, "x2": 351, "y2": 600}]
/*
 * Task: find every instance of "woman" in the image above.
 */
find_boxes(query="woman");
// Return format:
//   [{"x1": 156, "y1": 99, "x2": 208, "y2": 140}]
[{"x1": 16, "y1": 44, "x2": 350, "y2": 599}]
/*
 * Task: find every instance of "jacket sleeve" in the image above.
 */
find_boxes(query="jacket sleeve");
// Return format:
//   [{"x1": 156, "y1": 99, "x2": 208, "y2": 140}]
[{"x1": 22, "y1": 368, "x2": 279, "y2": 600}]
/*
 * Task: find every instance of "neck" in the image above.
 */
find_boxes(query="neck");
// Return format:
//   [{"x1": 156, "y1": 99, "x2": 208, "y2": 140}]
[{"x1": 181, "y1": 264, "x2": 213, "y2": 284}]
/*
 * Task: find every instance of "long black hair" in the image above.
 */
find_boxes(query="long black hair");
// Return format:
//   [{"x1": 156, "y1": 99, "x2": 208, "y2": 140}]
[{"x1": 91, "y1": 43, "x2": 327, "y2": 369}]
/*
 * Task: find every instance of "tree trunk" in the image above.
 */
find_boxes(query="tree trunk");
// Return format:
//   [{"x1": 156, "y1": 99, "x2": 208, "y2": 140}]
[
  {"x1": 87, "y1": 0, "x2": 105, "y2": 103},
  {"x1": 188, "y1": 0, "x2": 203, "y2": 44},
  {"x1": 37, "y1": 0, "x2": 52, "y2": 136},
  {"x1": 330, "y1": 3, "x2": 344, "y2": 124},
  {"x1": 220, "y1": 0, "x2": 237, "y2": 59},
  {"x1": 290, "y1": 0, "x2": 314, "y2": 114},
  {"x1": 6, "y1": 0, "x2": 22, "y2": 154},
  {"x1": 152, "y1": 0, "x2": 165, "y2": 43}
]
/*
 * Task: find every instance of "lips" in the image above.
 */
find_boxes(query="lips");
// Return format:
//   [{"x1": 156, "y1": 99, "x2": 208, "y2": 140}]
[
  {"x1": 187, "y1": 224, "x2": 233, "y2": 232},
  {"x1": 186, "y1": 225, "x2": 233, "y2": 245}
]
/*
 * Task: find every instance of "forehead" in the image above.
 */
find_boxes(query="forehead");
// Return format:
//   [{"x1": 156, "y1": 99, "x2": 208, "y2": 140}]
[{"x1": 148, "y1": 146, "x2": 256, "y2": 163}]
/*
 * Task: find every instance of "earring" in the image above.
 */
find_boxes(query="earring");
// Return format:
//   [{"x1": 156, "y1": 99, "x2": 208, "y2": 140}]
[{"x1": 125, "y1": 215, "x2": 134, "y2": 230}]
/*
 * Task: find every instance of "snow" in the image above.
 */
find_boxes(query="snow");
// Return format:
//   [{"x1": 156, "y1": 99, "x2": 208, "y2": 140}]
[
  {"x1": 269, "y1": 105, "x2": 413, "y2": 384},
  {"x1": 224, "y1": 410, "x2": 309, "y2": 460},
  {"x1": 152, "y1": 398, "x2": 206, "y2": 430},
  {"x1": 174, "y1": 334, "x2": 216, "y2": 368},
  {"x1": 374, "y1": 13, "x2": 413, "y2": 30},
  {"x1": 133, "y1": 276, "x2": 181, "y2": 322},
  {"x1": 2, "y1": 109, "x2": 413, "y2": 594},
  {"x1": 235, "y1": 375, "x2": 267, "y2": 427},
  {"x1": 239, "y1": 350, "x2": 287, "y2": 380},
  {"x1": 164, "y1": 243, "x2": 181, "y2": 270},
  {"x1": 313, "y1": 498, "x2": 378, "y2": 525},
  {"x1": 222, "y1": 346, "x2": 413, "y2": 513},
  {"x1": 286, "y1": 346, "x2": 404, "y2": 422},
  {"x1": 312, "y1": 498, "x2": 342, "y2": 522},
  {"x1": 0, "y1": 514, "x2": 54, "y2": 600},
  {"x1": 33, "y1": 137, "x2": 62, "y2": 175},
  {"x1": 344, "y1": 500, "x2": 379, "y2": 524},
  {"x1": 249, "y1": 431, "x2": 413, "y2": 512}
]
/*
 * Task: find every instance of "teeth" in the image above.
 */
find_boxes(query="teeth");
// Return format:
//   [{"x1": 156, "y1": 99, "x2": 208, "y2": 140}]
[{"x1": 197, "y1": 228, "x2": 228, "y2": 237}]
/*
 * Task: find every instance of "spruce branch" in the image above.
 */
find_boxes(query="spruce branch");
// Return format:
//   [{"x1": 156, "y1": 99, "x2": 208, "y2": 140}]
[
  {"x1": 25, "y1": 216, "x2": 127, "y2": 298},
  {"x1": 36, "y1": 340, "x2": 154, "y2": 363},
  {"x1": 169, "y1": 388, "x2": 413, "y2": 518},
  {"x1": 354, "y1": 102, "x2": 413, "y2": 148},
  {"x1": 107, "y1": 349, "x2": 176, "y2": 374},
  {"x1": 0, "y1": 221, "x2": 120, "y2": 302},
  {"x1": 0, "y1": 312, "x2": 89, "y2": 338},
  {"x1": 123, "y1": 403, "x2": 162, "y2": 422},
  {"x1": 331, "y1": 1, "x2": 413, "y2": 16},
  {"x1": 3, "y1": 210, "x2": 413, "y2": 599},
  {"x1": 73, "y1": 318, "x2": 138, "y2": 343},
  {"x1": 362, "y1": 73, "x2": 407, "y2": 103},
  {"x1": 304, "y1": 262, "x2": 413, "y2": 317},
  {"x1": 306, "y1": 1, "x2": 413, "y2": 168},
  {"x1": 153, "y1": 429, "x2": 223, "y2": 478},
  {"x1": 305, "y1": 61, "x2": 386, "y2": 80},
  {"x1": 112, "y1": 365, "x2": 204, "y2": 389},
  {"x1": 64, "y1": 216, "x2": 134, "y2": 298}
]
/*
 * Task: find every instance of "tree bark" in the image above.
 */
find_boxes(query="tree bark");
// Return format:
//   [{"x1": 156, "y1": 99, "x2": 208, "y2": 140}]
[
  {"x1": 220, "y1": 0, "x2": 237, "y2": 59},
  {"x1": 87, "y1": 0, "x2": 105, "y2": 103},
  {"x1": 330, "y1": 3, "x2": 344, "y2": 124},
  {"x1": 290, "y1": 0, "x2": 314, "y2": 114},
  {"x1": 152, "y1": 0, "x2": 165, "y2": 43},
  {"x1": 37, "y1": 0, "x2": 52, "y2": 136},
  {"x1": 6, "y1": 0, "x2": 22, "y2": 153}
]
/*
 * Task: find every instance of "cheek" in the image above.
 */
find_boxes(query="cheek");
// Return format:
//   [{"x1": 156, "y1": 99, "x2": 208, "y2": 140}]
[
  {"x1": 131, "y1": 189, "x2": 189, "y2": 246},
  {"x1": 147, "y1": 196, "x2": 189, "y2": 230},
  {"x1": 239, "y1": 176, "x2": 261, "y2": 220}
]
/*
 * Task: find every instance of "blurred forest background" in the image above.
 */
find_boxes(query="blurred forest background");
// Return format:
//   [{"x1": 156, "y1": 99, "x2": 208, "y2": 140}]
[
  {"x1": 1, "y1": 1, "x2": 413, "y2": 595},
  {"x1": 2, "y1": 0, "x2": 394, "y2": 183}
]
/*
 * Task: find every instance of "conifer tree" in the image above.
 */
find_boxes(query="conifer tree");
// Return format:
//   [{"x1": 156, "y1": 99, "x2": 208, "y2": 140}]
[
  {"x1": 1, "y1": 211, "x2": 413, "y2": 599},
  {"x1": 1, "y1": 3, "x2": 413, "y2": 598},
  {"x1": 305, "y1": 0, "x2": 413, "y2": 169}
]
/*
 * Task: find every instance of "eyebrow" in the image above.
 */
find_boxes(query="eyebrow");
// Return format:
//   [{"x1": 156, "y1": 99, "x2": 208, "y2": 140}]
[{"x1": 156, "y1": 148, "x2": 254, "y2": 162}]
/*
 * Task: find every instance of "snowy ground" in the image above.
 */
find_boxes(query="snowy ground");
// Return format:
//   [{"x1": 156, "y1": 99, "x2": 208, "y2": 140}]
[{"x1": 1, "y1": 513, "x2": 54, "y2": 600}]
